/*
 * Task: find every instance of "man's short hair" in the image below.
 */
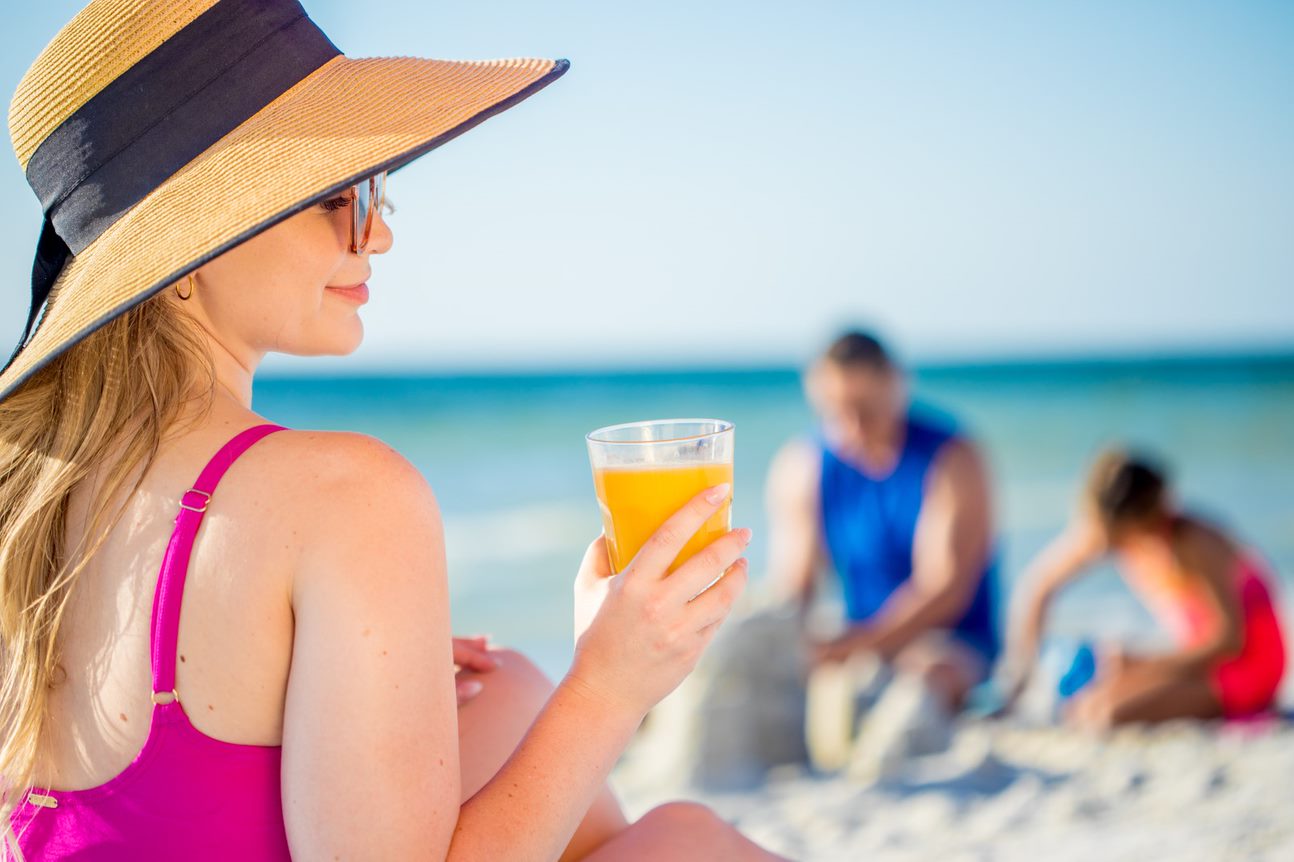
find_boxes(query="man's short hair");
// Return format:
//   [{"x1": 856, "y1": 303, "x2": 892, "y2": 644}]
[{"x1": 823, "y1": 330, "x2": 893, "y2": 372}]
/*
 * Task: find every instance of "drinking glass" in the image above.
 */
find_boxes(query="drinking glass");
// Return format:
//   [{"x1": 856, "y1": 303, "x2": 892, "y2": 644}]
[{"x1": 586, "y1": 419, "x2": 735, "y2": 574}]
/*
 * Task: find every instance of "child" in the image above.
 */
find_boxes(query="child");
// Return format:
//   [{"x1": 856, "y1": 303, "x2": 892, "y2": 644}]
[{"x1": 1006, "y1": 450, "x2": 1286, "y2": 727}]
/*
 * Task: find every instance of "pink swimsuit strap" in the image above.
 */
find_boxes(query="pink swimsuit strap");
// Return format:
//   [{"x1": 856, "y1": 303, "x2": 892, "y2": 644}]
[{"x1": 148, "y1": 423, "x2": 287, "y2": 700}]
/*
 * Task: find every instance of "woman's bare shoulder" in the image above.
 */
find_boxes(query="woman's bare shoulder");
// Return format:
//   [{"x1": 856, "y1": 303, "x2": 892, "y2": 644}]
[
  {"x1": 253, "y1": 428, "x2": 429, "y2": 485},
  {"x1": 237, "y1": 428, "x2": 442, "y2": 557},
  {"x1": 234, "y1": 427, "x2": 429, "y2": 489}
]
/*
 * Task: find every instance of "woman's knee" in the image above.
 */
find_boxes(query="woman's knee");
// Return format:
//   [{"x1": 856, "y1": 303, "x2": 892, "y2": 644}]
[
  {"x1": 638, "y1": 801, "x2": 727, "y2": 835},
  {"x1": 491, "y1": 647, "x2": 552, "y2": 686},
  {"x1": 584, "y1": 801, "x2": 790, "y2": 860},
  {"x1": 465, "y1": 648, "x2": 553, "y2": 711}
]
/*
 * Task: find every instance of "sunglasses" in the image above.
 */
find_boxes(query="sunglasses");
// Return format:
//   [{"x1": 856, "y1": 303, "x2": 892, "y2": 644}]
[{"x1": 346, "y1": 171, "x2": 388, "y2": 254}]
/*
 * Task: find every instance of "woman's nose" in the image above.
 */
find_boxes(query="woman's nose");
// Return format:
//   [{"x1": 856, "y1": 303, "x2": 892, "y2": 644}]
[{"x1": 365, "y1": 208, "x2": 395, "y2": 255}]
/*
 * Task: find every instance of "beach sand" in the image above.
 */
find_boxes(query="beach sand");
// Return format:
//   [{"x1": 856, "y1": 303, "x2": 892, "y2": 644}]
[
  {"x1": 611, "y1": 597, "x2": 1294, "y2": 861},
  {"x1": 614, "y1": 714, "x2": 1294, "y2": 861}
]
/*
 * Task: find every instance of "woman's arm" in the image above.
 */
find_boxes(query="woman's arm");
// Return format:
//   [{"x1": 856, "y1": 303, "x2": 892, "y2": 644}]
[
  {"x1": 1003, "y1": 518, "x2": 1105, "y2": 697},
  {"x1": 446, "y1": 499, "x2": 747, "y2": 862},
  {"x1": 281, "y1": 433, "x2": 746, "y2": 861},
  {"x1": 282, "y1": 434, "x2": 461, "y2": 859}
]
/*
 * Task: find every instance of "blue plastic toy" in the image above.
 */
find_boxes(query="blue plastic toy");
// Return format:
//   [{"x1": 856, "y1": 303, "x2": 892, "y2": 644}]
[{"x1": 1058, "y1": 642, "x2": 1097, "y2": 699}]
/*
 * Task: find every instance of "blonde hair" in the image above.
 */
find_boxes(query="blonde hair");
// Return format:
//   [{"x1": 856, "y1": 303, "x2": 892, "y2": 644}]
[{"x1": 0, "y1": 286, "x2": 214, "y2": 825}]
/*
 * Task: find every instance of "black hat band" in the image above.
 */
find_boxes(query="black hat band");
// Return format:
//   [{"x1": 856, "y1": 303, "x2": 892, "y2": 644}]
[{"x1": 11, "y1": 0, "x2": 341, "y2": 367}]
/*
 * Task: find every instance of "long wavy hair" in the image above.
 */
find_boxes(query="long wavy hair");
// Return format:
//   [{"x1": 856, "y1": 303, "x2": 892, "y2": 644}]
[{"x1": 0, "y1": 285, "x2": 214, "y2": 825}]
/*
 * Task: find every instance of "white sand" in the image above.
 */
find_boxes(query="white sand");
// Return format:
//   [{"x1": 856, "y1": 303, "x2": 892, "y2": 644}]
[
  {"x1": 614, "y1": 715, "x2": 1294, "y2": 861},
  {"x1": 608, "y1": 597, "x2": 1294, "y2": 860}
]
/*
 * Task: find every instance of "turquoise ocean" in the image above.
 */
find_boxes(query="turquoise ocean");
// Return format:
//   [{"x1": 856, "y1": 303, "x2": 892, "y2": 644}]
[{"x1": 255, "y1": 355, "x2": 1294, "y2": 682}]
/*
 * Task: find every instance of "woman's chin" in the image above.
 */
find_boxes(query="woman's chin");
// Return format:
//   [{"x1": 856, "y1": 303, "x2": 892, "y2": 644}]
[
  {"x1": 282, "y1": 326, "x2": 364, "y2": 358},
  {"x1": 332, "y1": 318, "x2": 364, "y2": 355}
]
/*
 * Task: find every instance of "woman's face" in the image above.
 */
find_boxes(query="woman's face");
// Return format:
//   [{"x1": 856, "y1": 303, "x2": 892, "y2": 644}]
[{"x1": 182, "y1": 184, "x2": 394, "y2": 361}]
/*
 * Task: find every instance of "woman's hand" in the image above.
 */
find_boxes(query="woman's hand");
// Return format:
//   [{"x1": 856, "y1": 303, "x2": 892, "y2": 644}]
[
  {"x1": 454, "y1": 635, "x2": 500, "y2": 706},
  {"x1": 569, "y1": 483, "x2": 750, "y2": 718}
]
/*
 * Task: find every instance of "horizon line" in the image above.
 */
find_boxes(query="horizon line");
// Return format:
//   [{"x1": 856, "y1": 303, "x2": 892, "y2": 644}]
[{"x1": 258, "y1": 344, "x2": 1294, "y2": 381}]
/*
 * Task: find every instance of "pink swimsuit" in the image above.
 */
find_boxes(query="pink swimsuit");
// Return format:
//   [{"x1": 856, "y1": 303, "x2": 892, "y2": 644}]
[
  {"x1": 1207, "y1": 558, "x2": 1285, "y2": 717},
  {"x1": 1123, "y1": 537, "x2": 1287, "y2": 718},
  {"x1": 8, "y1": 424, "x2": 292, "y2": 860}
]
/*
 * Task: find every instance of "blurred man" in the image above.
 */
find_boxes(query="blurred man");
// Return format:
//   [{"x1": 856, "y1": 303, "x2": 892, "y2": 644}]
[{"x1": 766, "y1": 330, "x2": 999, "y2": 772}]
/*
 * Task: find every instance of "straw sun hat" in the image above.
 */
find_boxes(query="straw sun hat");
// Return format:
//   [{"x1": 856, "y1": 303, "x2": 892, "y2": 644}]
[{"x1": 0, "y1": 0, "x2": 567, "y2": 402}]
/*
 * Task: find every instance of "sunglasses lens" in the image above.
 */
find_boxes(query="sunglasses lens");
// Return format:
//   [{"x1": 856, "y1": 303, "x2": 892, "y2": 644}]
[{"x1": 352, "y1": 171, "x2": 387, "y2": 252}]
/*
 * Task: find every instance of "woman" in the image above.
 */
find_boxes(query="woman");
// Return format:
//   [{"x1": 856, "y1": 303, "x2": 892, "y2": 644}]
[
  {"x1": 0, "y1": 2, "x2": 783, "y2": 859},
  {"x1": 1006, "y1": 449, "x2": 1286, "y2": 728}
]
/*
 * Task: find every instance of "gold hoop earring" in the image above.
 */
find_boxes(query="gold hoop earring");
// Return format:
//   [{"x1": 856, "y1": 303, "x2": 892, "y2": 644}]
[{"x1": 175, "y1": 273, "x2": 196, "y2": 301}]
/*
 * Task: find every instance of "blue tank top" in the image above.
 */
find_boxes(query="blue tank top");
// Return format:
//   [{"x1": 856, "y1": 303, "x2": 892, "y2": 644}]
[{"x1": 819, "y1": 412, "x2": 1000, "y2": 661}]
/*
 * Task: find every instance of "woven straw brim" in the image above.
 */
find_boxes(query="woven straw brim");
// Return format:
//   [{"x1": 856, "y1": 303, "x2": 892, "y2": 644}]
[{"x1": 0, "y1": 53, "x2": 565, "y2": 401}]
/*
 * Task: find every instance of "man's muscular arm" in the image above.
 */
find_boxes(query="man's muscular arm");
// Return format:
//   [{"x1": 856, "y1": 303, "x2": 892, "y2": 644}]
[
  {"x1": 765, "y1": 438, "x2": 825, "y2": 627},
  {"x1": 815, "y1": 438, "x2": 993, "y2": 662}
]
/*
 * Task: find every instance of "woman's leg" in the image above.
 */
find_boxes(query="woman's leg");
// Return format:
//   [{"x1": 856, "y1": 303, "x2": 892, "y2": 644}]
[
  {"x1": 1067, "y1": 663, "x2": 1223, "y2": 729},
  {"x1": 456, "y1": 649, "x2": 629, "y2": 862},
  {"x1": 580, "y1": 802, "x2": 789, "y2": 861}
]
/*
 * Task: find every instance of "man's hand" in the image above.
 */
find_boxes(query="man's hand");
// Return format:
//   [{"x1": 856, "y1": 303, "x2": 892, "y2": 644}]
[
  {"x1": 807, "y1": 625, "x2": 876, "y2": 667},
  {"x1": 995, "y1": 653, "x2": 1034, "y2": 713},
  {"x1": 453, "y1": 635, "x2": 500, "y2": 706}
]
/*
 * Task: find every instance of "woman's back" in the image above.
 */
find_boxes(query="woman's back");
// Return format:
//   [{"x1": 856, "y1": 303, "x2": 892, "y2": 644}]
[
  {"x1": 36, "y1": 417, "x2": 299, "y2": 791},
  {"x1": 9, "y1": 417, "x2": 322, "y2": 858}
]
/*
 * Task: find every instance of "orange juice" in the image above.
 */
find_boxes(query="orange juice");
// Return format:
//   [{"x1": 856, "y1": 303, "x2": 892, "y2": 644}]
[{"x1": 593, "y1": 462, "x2": 733, "y2": 574}]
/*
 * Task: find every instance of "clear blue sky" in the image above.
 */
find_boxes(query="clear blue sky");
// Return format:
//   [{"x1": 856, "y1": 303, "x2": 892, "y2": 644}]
[{"x1": 3, "y1": 1, "x2": 1292, "y2": 371}]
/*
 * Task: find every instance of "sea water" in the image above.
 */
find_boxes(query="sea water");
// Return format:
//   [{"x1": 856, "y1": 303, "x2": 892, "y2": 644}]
[{"x1": 255, "y1": 355, "x2": 1294, "y2": 684}]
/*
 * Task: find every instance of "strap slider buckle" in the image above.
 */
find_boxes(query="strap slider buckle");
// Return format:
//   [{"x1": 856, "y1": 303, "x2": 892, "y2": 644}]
[
  {"x1": 151, "y1": 689, "x2": 180, "y2": 705},
  {"x1": 179, "y1": 488, "x2": 212, "y2": 514}
]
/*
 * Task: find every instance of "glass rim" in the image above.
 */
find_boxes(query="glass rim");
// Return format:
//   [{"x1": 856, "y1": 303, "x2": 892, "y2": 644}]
[{"x1": 586, "y1": 418, "x2": 734, "y2": 446}]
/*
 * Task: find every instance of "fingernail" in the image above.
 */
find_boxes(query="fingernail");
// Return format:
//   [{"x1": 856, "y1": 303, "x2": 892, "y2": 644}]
[
  {"x1": 460, "y1": 679, "x2": 483, "y2": 697},
  {"x1": 736, "y1": 527, "x2": 753, "y2": 545},
  {"x1": 706, "y1": 483, "x2": 731, "y2": 504}
]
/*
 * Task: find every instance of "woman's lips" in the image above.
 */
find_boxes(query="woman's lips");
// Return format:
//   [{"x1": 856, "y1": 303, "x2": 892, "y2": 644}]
[{"x1": 326, "y1": 282, "x2": 369, "y2": 304}]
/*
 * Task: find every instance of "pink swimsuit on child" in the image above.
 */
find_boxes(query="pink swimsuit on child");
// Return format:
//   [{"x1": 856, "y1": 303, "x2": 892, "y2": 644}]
[
  {"x1": 8, "y1": 424, "x2": 292, "y2": 860},
  {"x1": 1123, "y1": 534, "x2": 1286, "y2": 718}
]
